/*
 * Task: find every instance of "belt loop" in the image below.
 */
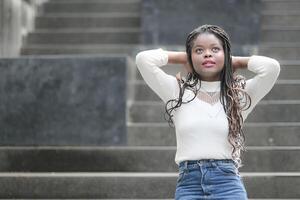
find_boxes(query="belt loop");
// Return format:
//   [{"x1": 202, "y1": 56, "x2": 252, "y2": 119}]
[
  {"x1": 184, "y1": 161, "x2": 189, "y2": 173},
  {"x1": 197, "y1": 160, "x2": 202, "y2": 166}
]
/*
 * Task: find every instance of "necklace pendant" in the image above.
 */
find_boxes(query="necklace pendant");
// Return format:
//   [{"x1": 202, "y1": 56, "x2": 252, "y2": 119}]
[{"x1": 197, "y1": 91, "x2": 220, "y2": 106}]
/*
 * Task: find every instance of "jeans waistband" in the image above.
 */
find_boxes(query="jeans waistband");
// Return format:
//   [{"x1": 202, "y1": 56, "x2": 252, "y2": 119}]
[{"x1": 179, "y1": 159, "x2": 234, "y2": 168}]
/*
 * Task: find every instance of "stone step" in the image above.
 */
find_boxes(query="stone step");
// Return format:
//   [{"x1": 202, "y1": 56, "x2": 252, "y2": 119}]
[
  {"x1": 20, "y1": 45, "x2": 183, "y2": 56},
  {"x1": 42, "y1": 1, "x2": 140, "y2": 14},
  {"x1": 127, "y1": 123, "x2": 300, "y2": 146},
  {"x1": 129, "y1": 102, "x2": 300, "y2": 123},
  {"x1": 27, "y1": 28, "x2": 141, "y2": 33},
  {"x1": 40, "y1": 13, "x2": 140, "y2": 17},
  {"x1": 35, "y1": 15, "x2": 140, "y2": 29},
  {"x1": 129, "y1": 81, "x2": 300, "y2": 101},
  {"x1": 21, "y1": 45, "x2": 184, "y2": 56},
  {"x1": 261, "y1": 28, "x2": 300, "y2": 43},
  {"x1": 49, "y1": 0, "x2": 140, "y2": 2},
  {"x1": 259, "y1": 43, "x2": 300, "y2": 60},
  {"x1": 25, "y1": 29, "x2": 140, "y2": 45},
  {"x1": 20, "y1": 44, "x2": 181, "y2": 56},
  {"x1": 262, "y1": 10, "x2": 300, "y2": 15},
  {"x1": 263, "y1": 25, "x2": 300, "y2": 30},
  {"x1": 262, "y1": 0, "x2": 300, "y2": 11},
  {"x1": 0, "y1": 172, "x2": 299, "y2": 198},
  {"x1": 0, "y1": 199, "x2": 291, "y2": 200},
  {"x1": 21, "y1": 44, "x2": 138, "y2": 56},
  {"x1": 262, "y1": 13, "x2": 300, "y2": 26},
  {"x1": 0, "y1": 146, "x2": 299, "y2": 172}
]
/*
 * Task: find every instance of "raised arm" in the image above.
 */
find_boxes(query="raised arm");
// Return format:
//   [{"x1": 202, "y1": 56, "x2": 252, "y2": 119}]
[
  {"x1": 233, "y1": 55, "x2": 281, "y2": 119},
  {"x1": 135, "y1": 49, "x2": 180, "y2": 103}
]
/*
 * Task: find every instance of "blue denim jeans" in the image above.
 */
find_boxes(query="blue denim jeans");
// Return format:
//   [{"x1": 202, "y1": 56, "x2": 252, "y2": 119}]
[{"x1": 175, "y1": 159, "x2": 248, "y2": 200}]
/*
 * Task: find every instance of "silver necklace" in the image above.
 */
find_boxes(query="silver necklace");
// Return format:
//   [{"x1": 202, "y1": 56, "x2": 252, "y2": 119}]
[{"x1": 198, "y1": 86, "x2": 220, "y2": 106}]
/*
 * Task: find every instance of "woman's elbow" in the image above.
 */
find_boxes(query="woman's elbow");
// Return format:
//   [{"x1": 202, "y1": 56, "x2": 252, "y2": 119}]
[
  {"x1": 271, "y1": 58, "x2": 281, "y2": 77},
  {"x1": 135, "y1": 51, "x2": 150, "y2": 68},
  {"x1": 135, "y1": 51, "x2": 145, "y2": 66}
]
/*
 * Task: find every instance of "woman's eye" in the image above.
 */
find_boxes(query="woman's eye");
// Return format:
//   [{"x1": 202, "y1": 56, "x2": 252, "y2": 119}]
[
  {"x1": 212, "y1": 47, "x2": 220, "y2": 52},
  {"x1": 195, "y1": 49, "x2": 203, "y2": 54}
]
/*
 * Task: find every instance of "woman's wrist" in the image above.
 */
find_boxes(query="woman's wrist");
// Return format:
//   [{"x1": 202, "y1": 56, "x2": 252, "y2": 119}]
[
  {"x1": 167, "y1": 51, "x2": 194, "y2": 73},
  {"x1": 167, "y1": 51, "x2": 187, "y2": 64},
  {"x1": 232, "y1": 56, "x2": 250, "y2": 70}
]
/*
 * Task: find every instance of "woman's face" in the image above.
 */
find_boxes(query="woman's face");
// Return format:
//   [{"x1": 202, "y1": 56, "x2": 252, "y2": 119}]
[{"x1": 191, "y1": 33, "x2": 225, "y2": 81}]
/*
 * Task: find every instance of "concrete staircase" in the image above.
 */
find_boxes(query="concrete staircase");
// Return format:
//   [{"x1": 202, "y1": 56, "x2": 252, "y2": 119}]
[
  {"x1": 21, "y1": 0, "x2": 141, "y2": 56},
  {"x1": 2, "y1": 0, "x2": 299, "y2": 199}
]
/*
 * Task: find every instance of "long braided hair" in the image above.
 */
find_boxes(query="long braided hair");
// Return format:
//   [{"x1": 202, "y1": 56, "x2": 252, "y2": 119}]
[{"x1": 164, "y1": 25, "x2": 251, "y2": 168}]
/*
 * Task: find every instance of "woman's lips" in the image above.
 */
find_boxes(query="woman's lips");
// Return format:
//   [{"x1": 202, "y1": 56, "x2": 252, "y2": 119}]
[{"x1": 202, "y1": 60, "x2": 216, "y2": 68}]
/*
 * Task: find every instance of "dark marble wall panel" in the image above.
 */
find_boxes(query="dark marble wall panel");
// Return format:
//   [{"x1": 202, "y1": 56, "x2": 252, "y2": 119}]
[
  {"x1": 141, "y1": 0, "x2": 262, "y2": 55},
  {"x1": 0, "y1": 56, "x2": 127, "y2": 146}
]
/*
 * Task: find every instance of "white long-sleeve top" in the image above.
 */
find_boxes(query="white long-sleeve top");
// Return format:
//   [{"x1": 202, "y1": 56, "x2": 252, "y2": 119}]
[{"x1": 135, "y1": 49, "x2": 280, "y2": 165}]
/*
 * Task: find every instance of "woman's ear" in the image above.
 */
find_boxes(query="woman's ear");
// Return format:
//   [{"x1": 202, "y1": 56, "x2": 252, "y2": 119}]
[{"x1": 184, "y1": 62, "x2": 193, "y2": 73}]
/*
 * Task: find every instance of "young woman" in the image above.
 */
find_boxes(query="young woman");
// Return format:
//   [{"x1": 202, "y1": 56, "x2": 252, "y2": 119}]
[{"x1": 135, "y1": 24, "x2": 280, "y2": 199}]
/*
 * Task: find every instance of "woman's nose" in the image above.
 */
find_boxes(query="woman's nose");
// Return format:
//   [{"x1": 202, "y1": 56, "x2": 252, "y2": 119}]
[{"x1": 204, "y1": 50, "x2": 212, "y2": 58}]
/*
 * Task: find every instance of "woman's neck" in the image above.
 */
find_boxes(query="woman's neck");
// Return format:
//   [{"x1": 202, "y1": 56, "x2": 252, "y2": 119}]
[{"x1": 199, "y1": 80, "x2": 221, "y2": 92}]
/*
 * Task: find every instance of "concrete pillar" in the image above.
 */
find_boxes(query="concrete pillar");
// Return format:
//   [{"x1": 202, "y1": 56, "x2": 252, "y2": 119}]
[
  {"x1": 0, "y1": 0, "x2": 46, "y2": 58},
  {"x1": 0, "y1": 0, "x2": 22, "y2": 57}
]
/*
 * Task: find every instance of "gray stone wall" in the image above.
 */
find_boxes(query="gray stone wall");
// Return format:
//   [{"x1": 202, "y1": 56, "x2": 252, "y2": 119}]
[
  {"x1": 141, "y1": 0, "x2": 262, "y2": 55},
  {"x1": 0, "y1": 56, "x2": 127, "y2": 146}
]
